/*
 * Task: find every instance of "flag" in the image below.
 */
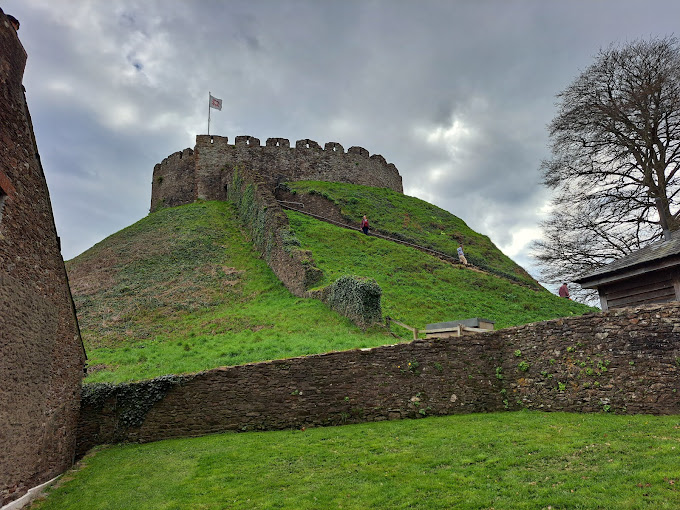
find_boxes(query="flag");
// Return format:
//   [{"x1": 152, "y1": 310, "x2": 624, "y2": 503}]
[{"x1": 209, "y1": 94, "x2": 222, "y2": 111}]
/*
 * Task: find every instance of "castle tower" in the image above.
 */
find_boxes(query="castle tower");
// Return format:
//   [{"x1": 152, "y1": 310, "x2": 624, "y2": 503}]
[
  {"x1": 0, "y1": 9, "x2": 85, "y2": 506},
  {"x1": 150, "y1": 135, "x2": 403, "y2": 213}
]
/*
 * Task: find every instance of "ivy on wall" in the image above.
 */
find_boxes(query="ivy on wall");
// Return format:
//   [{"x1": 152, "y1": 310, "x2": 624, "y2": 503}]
[
  {"x1": 326, "y1": 275, "x2": 382, "y2": 327},
  {"x1": 227, "y1": 170, "x2": 277, "y2": 260},
  {"x1": 81, "y1": 375, "x2": 185, "y2": 438},
  {"x1": 227, "y1": 169, "x2": 323, "y2": 289}
]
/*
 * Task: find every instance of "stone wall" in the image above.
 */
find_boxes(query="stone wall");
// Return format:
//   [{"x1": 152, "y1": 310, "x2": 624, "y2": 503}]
[
  {"x1": 497, "y1": 305, "x2": 680, "y2": 414},
  {"x1": 150, "y1": 134, "x2": 403, "y2": 212},
  {"x1": 0, "y1": 10, "x2": 85, "y2": 506},
  {"x1": 150, "y1": 148, "x2": 195, "y2": 211},
  {"x1": 77, "y1": 332, "x2": 501, "y2": 457},
  {"x1": 77, "y1": 304, "x2": 680, "y2": 457},
  {"x1": 226, "y1": 165, "x2": 323, "y2": 296}
]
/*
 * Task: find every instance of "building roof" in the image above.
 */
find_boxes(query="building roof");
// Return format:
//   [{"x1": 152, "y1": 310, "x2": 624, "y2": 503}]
[{"x1": 575, "y1": 230, "x2": 680, "y2": 287}]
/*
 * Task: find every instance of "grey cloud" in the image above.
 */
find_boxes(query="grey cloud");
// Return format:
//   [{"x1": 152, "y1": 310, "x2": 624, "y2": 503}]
[{"x1": 6, "y1": 0, "x2": 680, "y2": 268}]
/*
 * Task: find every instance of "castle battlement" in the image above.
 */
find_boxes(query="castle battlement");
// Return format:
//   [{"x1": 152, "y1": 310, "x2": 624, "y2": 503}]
[{"x1": 151, "y1": 135, "x2": 403, "y2": 212}]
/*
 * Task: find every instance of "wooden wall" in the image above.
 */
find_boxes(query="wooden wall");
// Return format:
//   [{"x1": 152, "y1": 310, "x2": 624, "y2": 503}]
[{"x1": 599, "y1": 269, "x2": 680, "y2": 310}]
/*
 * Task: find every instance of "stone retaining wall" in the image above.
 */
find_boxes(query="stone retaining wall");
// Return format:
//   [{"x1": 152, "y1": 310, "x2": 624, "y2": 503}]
[{"x1": 77, "y1": 304, "x2": 680, "y2": 457}]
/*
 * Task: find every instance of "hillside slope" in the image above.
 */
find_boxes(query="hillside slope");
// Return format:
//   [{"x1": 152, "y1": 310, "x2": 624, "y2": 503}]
[
  {"x1": 66, "y1": 197, "x2": 593, "y2": 384},
  {"x1": 67, "y1": 202, "x2": 394, "y2": 384},
  {"x1": 285, "y1": 181, "x2": 539, "y2": 288},
  {"x1": 287, "y1": 210, "x2": 591, "y2": 330}
]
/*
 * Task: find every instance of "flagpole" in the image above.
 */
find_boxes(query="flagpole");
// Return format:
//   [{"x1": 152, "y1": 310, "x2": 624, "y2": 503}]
[{"x1": 208, "y1": 91, "x2": 211, "y2": 135}]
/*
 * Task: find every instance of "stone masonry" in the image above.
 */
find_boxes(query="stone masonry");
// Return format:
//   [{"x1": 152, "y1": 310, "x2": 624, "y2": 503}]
[
  {"x1": 77, "y1": 303, "x2": 680, "y2": 456},
  {"x1": 0, "y1": 9, "x2": 85, "y2": 506},
  {"x1": 150, "y1": 135, "x2": 403, "y2": 213}
]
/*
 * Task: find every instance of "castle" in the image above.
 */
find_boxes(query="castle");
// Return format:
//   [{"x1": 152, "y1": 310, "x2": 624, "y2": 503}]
[
  {"x1": 4, "y1": 8, "x2": 680, "y2": 508},
  {"x1": 150, "y1": 135, "x2": 403, "y2": 213}
]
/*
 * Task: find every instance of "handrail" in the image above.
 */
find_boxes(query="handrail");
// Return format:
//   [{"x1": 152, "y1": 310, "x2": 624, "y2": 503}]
[
  {"x1": 385, "y1": 316, "x2": 419, "y2": 340},
  {"x1": 278, "y1": 202, "x2": 458, "y2": 262},
  {"x1": 278, "y1": 200, "x2": 540, "y2": 291}
]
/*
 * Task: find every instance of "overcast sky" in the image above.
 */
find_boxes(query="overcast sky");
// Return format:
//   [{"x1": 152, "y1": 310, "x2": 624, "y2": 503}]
[{"x1": 5, "y1": 0, "x2": 680, "y2": 285}]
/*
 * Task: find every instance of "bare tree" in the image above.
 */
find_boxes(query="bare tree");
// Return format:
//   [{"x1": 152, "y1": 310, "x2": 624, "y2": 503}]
[{"x1": 534, "y1": 37, "x2": 680, "y2": 300}]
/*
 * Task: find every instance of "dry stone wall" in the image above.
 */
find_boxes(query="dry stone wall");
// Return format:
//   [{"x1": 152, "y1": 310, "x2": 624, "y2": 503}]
[
  {"x1": 0, "y1": 10, "x2": 85, "y2": 506},
  {"x1": 497, "y1": 305, "x2": 680, "y2": 414},
  {"x1": 150, "y1": 134, "x2": 403, "y2": 212},
  {"x1": 77, "y1": 304, "x2": 680, "y2": 456},
  {"x1": 226, "y1": 165, "x2": 323, "y2": 296}
]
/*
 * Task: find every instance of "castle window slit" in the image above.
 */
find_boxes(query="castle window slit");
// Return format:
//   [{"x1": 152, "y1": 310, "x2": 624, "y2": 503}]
[{"x1": 0, "y1": 186, "x2": 7, "y2": 225}]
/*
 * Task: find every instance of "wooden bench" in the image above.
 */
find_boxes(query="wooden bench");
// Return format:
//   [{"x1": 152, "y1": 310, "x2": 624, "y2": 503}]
[{"x1": 425, "y1": 318, "x2": 495, "y2": 338}]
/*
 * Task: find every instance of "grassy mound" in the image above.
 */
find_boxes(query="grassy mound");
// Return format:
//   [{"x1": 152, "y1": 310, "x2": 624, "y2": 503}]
[
  {"x1": 67, "y1": 202, "x2": 394, "y2": 384},
  {"x1": 67, "y1": 195, "x2": 594, "y2": 385},
  {"x1": 287, "y1": 210, "x2": 592, "y2": 330},
  {"x1": 286, "y1": 181, "x2": 540, "y2": 288}
]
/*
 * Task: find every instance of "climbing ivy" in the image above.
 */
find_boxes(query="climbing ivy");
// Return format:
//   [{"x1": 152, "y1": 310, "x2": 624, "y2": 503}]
[
  {"x1": 327, "y1": 275, "x2": 382, "y2": 327},
  {"x1": 82, "y1": 375, "x2": 185, "y2": 432},
  {"x1": 227, "y1": 169, "x2": 322, "y2": 284}
]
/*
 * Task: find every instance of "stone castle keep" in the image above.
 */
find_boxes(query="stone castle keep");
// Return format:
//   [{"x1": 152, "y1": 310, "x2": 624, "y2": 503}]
[{"x1": 150, "y1": 135, "x2": 403, "y2": 213}]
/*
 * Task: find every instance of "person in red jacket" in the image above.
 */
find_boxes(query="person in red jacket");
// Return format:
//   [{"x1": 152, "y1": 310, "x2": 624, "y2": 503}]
[
  {"x1": 360, "y1": 215, "x2": 369, "y2": 235},
  {"x1": 558, "y1": 283, "x2": 570, "y2": 299}
]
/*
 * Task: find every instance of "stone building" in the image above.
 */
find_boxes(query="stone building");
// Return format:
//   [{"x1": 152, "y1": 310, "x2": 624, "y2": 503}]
[
  {"x1": 0, "y1": 9, "x2": 85, "y2": 506},
  {"x1": 150, "y1": 135, "x2": 403, "y2": 213}
]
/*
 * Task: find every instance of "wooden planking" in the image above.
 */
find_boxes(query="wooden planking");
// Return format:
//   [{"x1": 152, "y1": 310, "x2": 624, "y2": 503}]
[
  {"x1": 608, "y1": 287, "x2": 676, "y2": 308},
  {"x1": 600, "y1": 268, "x2": 680, "y2": 309},
  {"x1": 604, "y1": 270, "x2": 672, "y2": 294},
  {"x1": 673, "y1": 270, "x2": 680, "y2": 301},
  {"x1": 605, "y1": 278, "x2": 673, "y2": 300},
  {"x1": 607, "y1": 285, "x2": 675, "y2": 303}
]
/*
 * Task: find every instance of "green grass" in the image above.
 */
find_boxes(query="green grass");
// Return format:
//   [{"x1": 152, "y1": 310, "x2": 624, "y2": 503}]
[
  {"x1": 67, "y1": 197, "x2": 593, "y2": 385},
  {"x1": 30, "y1": 412, "x2": 680, "y2": 509},
  {"x1": 286, "y1": 181, "x2": 539, "y2": 288},
  {"x1": 67, "y1": 202, "x2": 397, "y2": 384},
  {"x1": 287, "y1": 210, "x2": 594, "y2": 330}
]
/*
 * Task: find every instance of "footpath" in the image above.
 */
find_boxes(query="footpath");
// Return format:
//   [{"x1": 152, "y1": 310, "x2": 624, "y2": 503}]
[{"x1": 277, "y1": 201, "x2": 510, "y2": 282}]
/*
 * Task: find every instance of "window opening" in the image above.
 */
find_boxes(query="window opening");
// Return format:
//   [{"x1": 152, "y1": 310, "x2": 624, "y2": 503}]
[{"x1": 0, "y1": 186, "x2": 7, "y2": 225}]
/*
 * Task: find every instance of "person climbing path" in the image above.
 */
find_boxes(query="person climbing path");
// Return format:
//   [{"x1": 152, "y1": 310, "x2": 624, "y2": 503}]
[
  {"x1": 361, "y1": 215, "x2": 369, "y2": 235},
  {"x1": 457, "y1": 244, "x2": 468, "y2": 265}
]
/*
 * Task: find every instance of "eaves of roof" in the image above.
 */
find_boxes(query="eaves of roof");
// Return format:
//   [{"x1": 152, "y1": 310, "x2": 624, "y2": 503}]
[{"x1": 574, "y1": 230, "x2": 680, "y2": 288}]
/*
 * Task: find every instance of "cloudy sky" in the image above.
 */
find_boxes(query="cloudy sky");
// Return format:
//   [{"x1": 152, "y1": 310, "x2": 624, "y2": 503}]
[{"x1": 5, "y1": 0, "x2": 680, "y2": 285}]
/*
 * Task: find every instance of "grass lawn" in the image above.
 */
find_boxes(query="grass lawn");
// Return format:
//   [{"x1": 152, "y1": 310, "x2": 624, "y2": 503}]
[
  {"x1": 286, "y1": 181, "x2": 539, "y2": 288},
  {"x1": 31, "y1": 411, "x2": 680, "y2": 509}
]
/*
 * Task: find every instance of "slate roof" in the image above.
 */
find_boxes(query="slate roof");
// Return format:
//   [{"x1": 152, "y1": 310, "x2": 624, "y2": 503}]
[{"x1": 575, "y1": 230, "x2": 680, "y2": 284}]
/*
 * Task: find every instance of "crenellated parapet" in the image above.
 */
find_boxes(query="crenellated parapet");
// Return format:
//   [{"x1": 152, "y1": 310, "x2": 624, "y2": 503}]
[{"x1": 150, "y1": 134, "x2": 403, "y2": 212}]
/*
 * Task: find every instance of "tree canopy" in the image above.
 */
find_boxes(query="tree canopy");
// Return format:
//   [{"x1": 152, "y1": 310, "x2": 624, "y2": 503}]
[{"x1": 534, "y1": 37, "x2": 680, "y2": 299}]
